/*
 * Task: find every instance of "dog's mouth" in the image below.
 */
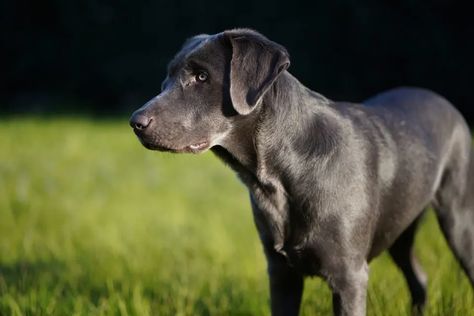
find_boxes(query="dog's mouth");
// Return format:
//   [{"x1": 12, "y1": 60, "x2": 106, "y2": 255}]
[
  {"x1": 138, "y1": 136, "x2": 210, "y2": 154},
  {"x1": 186, "y1": 141, "x2": 209, "y2": 152}
]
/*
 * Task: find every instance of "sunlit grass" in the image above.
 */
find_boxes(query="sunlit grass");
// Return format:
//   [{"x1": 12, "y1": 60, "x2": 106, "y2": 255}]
[{"x1": 0, "y1": 117, "x2": 472, "y2": 315}]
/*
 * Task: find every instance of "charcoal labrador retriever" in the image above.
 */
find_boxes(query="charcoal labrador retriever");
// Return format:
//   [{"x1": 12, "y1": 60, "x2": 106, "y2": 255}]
[{"x1": 129, "y1": 29, "x2": 474, "y2": 315}]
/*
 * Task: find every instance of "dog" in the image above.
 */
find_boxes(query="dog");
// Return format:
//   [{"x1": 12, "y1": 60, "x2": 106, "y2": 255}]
[{"x1": 129, "y1": 29, "x2": 474, "y2": 316}]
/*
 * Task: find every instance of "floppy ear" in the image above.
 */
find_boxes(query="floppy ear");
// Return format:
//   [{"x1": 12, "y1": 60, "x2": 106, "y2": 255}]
[{"x1": 224, "y1": 30, "x2": 290, "y2": 115}]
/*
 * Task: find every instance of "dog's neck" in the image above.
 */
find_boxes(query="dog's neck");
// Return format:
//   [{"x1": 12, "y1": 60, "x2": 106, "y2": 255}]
[
  {"x1": 212, "y1": 71, "x2": 338, "y2": 255},
  {"x1": 213, "y1": 71, "x2": 334, "y2": 185}
]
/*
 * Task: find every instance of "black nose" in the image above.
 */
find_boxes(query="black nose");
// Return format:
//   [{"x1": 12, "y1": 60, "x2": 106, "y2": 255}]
[{"x1": 129, "y1": 113, "x2": 152, "y2": 130}]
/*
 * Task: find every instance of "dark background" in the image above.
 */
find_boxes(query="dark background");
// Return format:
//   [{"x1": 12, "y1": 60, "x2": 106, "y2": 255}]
[{"x1": 2, "y1": 0, "x2": 473, "y2": 124}]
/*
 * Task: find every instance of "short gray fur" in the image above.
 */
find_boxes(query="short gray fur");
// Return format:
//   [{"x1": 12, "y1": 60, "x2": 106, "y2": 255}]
[{"x1": 129, "y1": 29, "x2": 474, "y2": 316}]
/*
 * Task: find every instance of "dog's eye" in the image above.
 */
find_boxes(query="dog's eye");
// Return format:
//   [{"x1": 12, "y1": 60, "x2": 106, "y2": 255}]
[{"x1": 196, "y1": 72, "x2": 208, "y2": 82}]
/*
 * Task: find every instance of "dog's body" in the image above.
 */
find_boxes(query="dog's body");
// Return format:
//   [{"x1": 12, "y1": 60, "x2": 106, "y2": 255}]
[{"x1": 130, "y1": 29, "x2": 474, "y2": 315}]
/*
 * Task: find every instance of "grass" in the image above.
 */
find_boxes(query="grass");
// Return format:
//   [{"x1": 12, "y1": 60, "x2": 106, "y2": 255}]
[{"x1": 0, "y1": 117, "x2": 472, "y2": 315}]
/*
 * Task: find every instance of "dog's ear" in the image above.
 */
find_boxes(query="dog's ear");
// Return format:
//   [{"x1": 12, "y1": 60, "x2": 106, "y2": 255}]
[{"x1": 223, "y1": 29, "x2": 290, "y2": 115}]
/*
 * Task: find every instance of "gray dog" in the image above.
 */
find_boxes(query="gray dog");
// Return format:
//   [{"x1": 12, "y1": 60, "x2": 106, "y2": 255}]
[{"x1": 130, "y1": 29, "x2": 474, "y2": 316}]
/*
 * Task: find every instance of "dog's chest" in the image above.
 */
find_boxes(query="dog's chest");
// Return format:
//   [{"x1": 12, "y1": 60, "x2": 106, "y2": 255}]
[
  {"x1": 250, "y1": 185, "x2": 345, "y2": 276},
  {"x1": 250, "y1": 190, "x2": 321, "y2": 273}
]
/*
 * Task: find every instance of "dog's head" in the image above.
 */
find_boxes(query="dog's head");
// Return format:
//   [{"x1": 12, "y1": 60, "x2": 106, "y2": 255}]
[{"x1": 129, "y1": 29, "x2": 290, "y2": 153}]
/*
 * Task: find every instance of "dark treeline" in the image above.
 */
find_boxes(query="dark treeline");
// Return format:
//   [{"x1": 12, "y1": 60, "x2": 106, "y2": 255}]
[{"x1": 2, "y1": 0, "x2": 473, "y2": 123}]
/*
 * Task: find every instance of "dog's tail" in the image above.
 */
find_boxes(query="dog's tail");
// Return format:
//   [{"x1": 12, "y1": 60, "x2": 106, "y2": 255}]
[
  {"x1": 460, "y1": 142, "x2": 474, "y2": 284},
  {"x1": 464, "y1": 143, "x2": 474, "y2": 209}
]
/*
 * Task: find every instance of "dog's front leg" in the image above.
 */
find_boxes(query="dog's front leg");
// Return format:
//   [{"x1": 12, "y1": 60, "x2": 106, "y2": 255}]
[
  {"x1": 267, "y1": 256, "x2": 304, "y2": 316},
  {"x1": 250, "y1": 193, "x2": 302, "y2": 315},
  {"x1": 329, "y1": 261, "x2": 369, "y2": 316}
]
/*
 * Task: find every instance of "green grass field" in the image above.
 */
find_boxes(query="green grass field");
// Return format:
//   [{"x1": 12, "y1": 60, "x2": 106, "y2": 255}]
[{"x1": 0, "y1": 117, "x2": 472, "y2": 315}]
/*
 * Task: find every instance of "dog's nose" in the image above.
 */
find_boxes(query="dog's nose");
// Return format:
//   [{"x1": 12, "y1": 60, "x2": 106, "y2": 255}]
[{"x1": 129, "y1": 113, "x2": 152, "y2": 130}]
